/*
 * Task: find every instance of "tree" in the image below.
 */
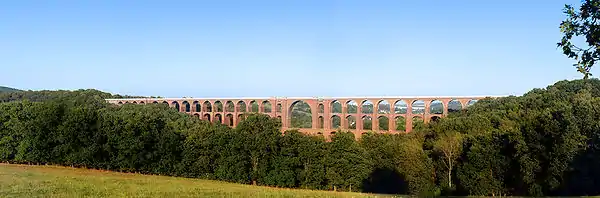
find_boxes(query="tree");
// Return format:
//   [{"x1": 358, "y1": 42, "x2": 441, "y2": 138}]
[
  {"x1": 433, "y1": 131, "x2": 464, "y2": 190},
  {"x1": 325, "y1": 132, "x2": 372, "y2": 192},
  {"x1": 236, "y1": 113, "x2": 282, "y2": 185},
  {"x1": 558, "y1": 0, "x2": 600, "y2": 79}
]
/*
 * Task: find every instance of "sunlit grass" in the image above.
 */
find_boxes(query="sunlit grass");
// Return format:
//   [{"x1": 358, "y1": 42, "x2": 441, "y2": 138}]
[{"x1": 0, "y1": 163, "x2": 395, "y2": 198}]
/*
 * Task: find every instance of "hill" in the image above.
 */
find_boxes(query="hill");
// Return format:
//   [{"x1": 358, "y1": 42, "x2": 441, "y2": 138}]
[
  {"x1": 0, "y1": 86, "x2": 21, "y2": 93},
  {"x1": 0, "y1": 164, "x2": 385, "y2": 198}
]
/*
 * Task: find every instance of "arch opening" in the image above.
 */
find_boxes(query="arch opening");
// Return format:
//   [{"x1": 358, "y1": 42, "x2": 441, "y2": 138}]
[
  {"x1": 193, "y1": 113, "x2": 200, "y2": 119},
  {"x1": 262, "y1": 101, "x2": 272, "y2": 113},
  {"x1": 346, "y1": 115, "x2": 356, "y2": 129},
  {"x1": 318, "y1": 104, "x2": 324, "y2": 113},
  {"x1": 412, "y1": 116, "x2": 424, "y2": 131},
  {"x1": 448, "y1": 100, "x2": 463, "y2": 113},
  {"x1": 203, "y1": 101, "x2": 212, "y2": 112},
  {"x1": 331, "y1": 100, "x2": 342, "y2": 113},
  {"x1": 276, "y1": 104, "x2": 282, "y2": 113},
  {"x1": 237, "y1": 101, "x2": 247, "y2": 112},
  {"x1": 214, "y1": 114, "x2": 222, "y2": 124},
  {"x1": 225, "y1": 101, "x2": 235, "y2": 112},
  {"x1": 395, "y1": 116, "x2": 406, "y2": 131},
  {"x1": 152, "y1": 101, "x2": 158, "y2": 104},
  {"x1": 361, "y1": 100, "x2": 374, "y2": 114},
  {"x1": 225, "y1": 114, "x2": 234, "y2": 126},
  {"x1": 171, "y1": 101, "x2": 180, "y2": 111},
  {"x1": 394, "y1": 100, "x2": 407, "y2": 114},
  {"x1": 289, "y1": 100, "x2": 312, "y2": 128},
  {"x1": 378, "y1": 116, "x2": 389, "y2": 130},
  {"x1": 132, "y1": 101, "x2": 137, "y2": 104},
  {"x1": 362, "y1": 115, "x2": 372, "y2": 130},
  {"x1": 214, "y1": 101, "x2": 223, "y2": 112},
  {"x1": 346, "y1": 100, "x2": 358, "y2": 114},
  {"x1": 193, "y1": 101, "x2": 200, "y2": 112},
  {"x1": 203, "y1": 114, "x2": 211, "y2": 122},
  {"x1": 183, "y1": 101, "x2": 191, "y2": 112},
  {"x1": 331, "y1": 115, "x2": 341, "y2": 129},
  {"x1": 430, "y1": 100, "x2": 443, "y2": 114},
  {"x1": 411, "y1": 100, "x2": 425, "y2": 114},
  {"x1": 318, "y1": 116, "x2": 324, "y2": 129},
  {"x1": 378, "y1": 100, "x2": 390, "y2": 114},
  {"x1": 467, "y1": 99, "x2": 478, "y2": 107},
  {"x1": 118, "y1": 102, "x2": 123, "y2": 105},
  {"x1": 250, "y1": 101, "x2": 259, "y2": 112},
  {"x1": 237, "y1": 114, "x2": 245, "y2": 125},
  {"x1": 140, "y1": 101, "x2": 145, "y2": 104}
]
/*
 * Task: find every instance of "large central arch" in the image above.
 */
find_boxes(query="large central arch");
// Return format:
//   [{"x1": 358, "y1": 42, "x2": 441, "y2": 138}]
[{"x1": 289, "y1": 100, "x2": 312, "y2": 128}]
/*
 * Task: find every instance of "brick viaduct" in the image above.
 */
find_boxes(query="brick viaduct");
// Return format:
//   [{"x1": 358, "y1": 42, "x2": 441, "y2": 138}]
[{"x1": 106, "y1": 96, "x2": 495, "y2": 138}]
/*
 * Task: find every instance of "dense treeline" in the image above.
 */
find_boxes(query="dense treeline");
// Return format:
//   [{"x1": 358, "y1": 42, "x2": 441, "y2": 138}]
[
  {"x1": 0, "y1": 88, "x2": 142, "y2": 103},
  {"x1": 3, "y1": 79, "x2": 600, "y2": 196}
]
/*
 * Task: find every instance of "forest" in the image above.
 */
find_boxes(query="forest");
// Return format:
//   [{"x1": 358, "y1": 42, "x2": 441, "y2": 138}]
[{"x1": 1, "y1": 79, "x2": 600, "y2": 196}]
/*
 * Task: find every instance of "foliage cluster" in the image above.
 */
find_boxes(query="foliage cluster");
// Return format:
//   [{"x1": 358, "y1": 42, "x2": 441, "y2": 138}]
[
  {"x1": 0, "y1": 89, "x2": 435, "y2": 196},
  {"x1": 3, "y1": 79, "x2": 600, "y2": 196}
]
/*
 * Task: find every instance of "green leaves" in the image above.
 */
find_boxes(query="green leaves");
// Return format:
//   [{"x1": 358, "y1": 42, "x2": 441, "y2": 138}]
[{"x1": 559, "y1": 0, "x2": 600, "y2": 79}]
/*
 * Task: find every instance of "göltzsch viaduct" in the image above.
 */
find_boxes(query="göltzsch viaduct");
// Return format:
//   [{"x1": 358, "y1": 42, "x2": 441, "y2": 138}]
[{"x1": 106, "y1": 96, "x2": 498, "y2": 138}]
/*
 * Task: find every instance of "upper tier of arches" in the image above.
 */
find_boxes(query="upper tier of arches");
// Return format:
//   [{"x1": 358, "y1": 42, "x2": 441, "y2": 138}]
[{"x1": 109, "y1": 97, "x2": 486, "y2": 115}]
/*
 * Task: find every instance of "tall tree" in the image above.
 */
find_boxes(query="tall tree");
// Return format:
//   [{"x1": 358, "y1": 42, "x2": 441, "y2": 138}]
[
  {"x1": 433, "y1": 131, "x2": 464, "y2": 190},
  {"x1": 235, "y1": 113, "x2": 282, "y2": 185}
]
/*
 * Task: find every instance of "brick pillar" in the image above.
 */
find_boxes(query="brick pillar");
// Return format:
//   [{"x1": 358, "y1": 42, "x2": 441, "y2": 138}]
[
  {"x1": 389, "y1": 115, "x2": 395, "y2": 132},
  {"x1": 442, "y1": 99, "x2": 450, "y2": 116},
  {"x1": 323, "y1": 100, "x2": 331, "y2": 130},
  {"x1": 244, "y1": 100, "x2": 250, "y2": 112},
  {"x1": 356, "y1": 103, "x2": 363, "y2": 131},
  {"x1": 270, "y1": 99, "x2": 277, "y2": 117},
  {"x1": 309, "y1": 99, "x2": 319, "y2": 129},
  {"x1": 282, "y1": 99, "x2": 289, "y2": 129},
  {"x1": 424, "y1": 100, "x2": 431, "y2": 124},
  {"x1": 405, "y1": 116, "x2": 412, "y2": 133},
  {"x1": 406, "y1": 100, "x2": 413, "y2": 133},
  {"x1": 341, "y1": 102, "x2": 348, "y2": 129},
  {"x1": 372, "y1": 101, "x2": 379, "y2": 131}
]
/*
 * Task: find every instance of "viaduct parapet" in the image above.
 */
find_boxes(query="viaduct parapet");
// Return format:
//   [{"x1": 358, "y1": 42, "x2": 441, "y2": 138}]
[{"x1": 106, "y1": 96, "x2": 498, "y2": 138}]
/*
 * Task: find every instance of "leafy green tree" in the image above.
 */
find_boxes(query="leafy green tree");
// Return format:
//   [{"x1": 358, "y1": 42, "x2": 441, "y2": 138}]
[
  {"x1": 400, "y1": 133, "x2": 438, "y2": 196},
  {"x1": 325, "y1": 132, "x2": 372, "y2": 192},
  {"x1": 559, "y1": 0, "x2": 600, "y2": 79},
  {"x1": 297, "y1": 132, "x2": 328, "y2": 189},
  {"x1": 236, "y1": 113, "x2": 282, "y2": 185},
  {"x1": 263, "y1": 130, "x2": 304, "y2": 188},
  {"x1": 433, "y1": 131, "x2": 463, "y2": 190},
  {"x1": 456, "y1": 132, "x2": 510, "y2": 196},
  {"x1": 360, "y1": 133, "x2": 409, "y2": 194}
]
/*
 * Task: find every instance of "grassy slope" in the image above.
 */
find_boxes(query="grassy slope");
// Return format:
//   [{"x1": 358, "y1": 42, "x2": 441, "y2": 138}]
[{"x1": 0, "y1": 164, "x2": 392, "y2": 198}]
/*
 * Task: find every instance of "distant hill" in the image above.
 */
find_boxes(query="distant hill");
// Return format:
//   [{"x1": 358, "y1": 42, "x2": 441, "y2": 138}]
[{"x1": 0, "y1": 86, "x2": 21, "y2": 93}]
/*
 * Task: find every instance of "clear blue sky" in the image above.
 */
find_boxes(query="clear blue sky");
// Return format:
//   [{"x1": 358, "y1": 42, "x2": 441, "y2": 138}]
[{"x1": 0, "y1": 0, "x2": 587, "y2": 97}]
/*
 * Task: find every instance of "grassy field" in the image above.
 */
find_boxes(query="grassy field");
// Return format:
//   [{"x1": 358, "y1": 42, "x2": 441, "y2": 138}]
[{"x1": 0, "y1": 163, "x2": 396, "y2": 198}]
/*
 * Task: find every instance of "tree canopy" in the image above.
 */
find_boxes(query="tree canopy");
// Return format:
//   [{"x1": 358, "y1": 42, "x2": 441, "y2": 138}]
[{"x1": 2, "y1": 79, "x2": 600, "y2": 196}]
